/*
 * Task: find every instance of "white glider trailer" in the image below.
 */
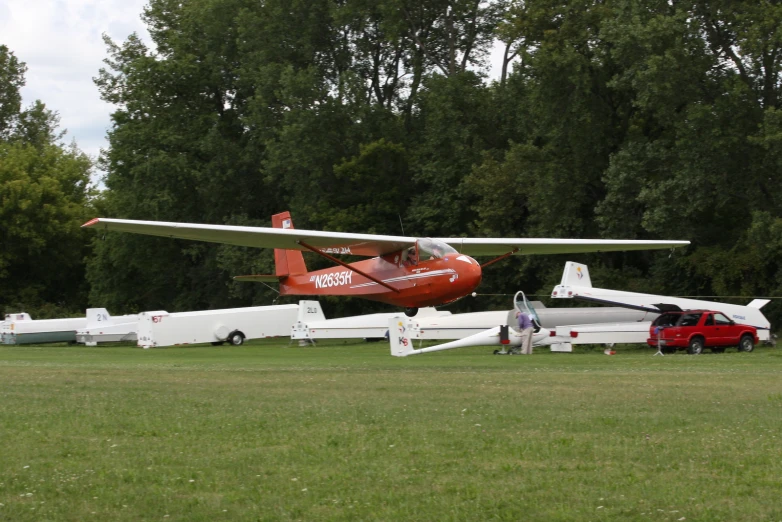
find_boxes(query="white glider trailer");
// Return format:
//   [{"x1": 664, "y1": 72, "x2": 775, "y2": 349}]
[
  {"x1": 136, "y1": 303, "x2": 301, "y2": 348},
  {"x1": 1, "y1": 312, "x2": 31, "y2": 330},
  {"x1": 75, "y1": 309, "x2": 140, "y2": 346},
  {"x1": 290, "y1": 303, "x2": 449, "y2": 342},
  {"x1": 551, "y1": 261, "x2": 772, "y2": 342},
  {"x1": 0, "y1": 313, "x2": 32, "y2": 343},
  {"x1": 1, "y1": 312, "x2": 86, "y2": 345}
]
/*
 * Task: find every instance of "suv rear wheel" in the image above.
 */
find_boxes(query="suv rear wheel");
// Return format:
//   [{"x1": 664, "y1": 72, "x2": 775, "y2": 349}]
[
  {"x1": 738, "y1": 334, "x2": 755, "y2": 353},
  {"x1": 687, "y1": 336, "x2": 704, "y2": 355}
]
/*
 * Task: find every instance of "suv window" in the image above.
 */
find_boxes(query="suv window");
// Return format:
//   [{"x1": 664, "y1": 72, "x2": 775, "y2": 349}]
[
  {"x1": 714, "y1": 313, "x2": 732, "y2": 325},
  {"x1": 654, "y1": 313, "x2": 681, "y2": 327},
  {"x1": 704, "y1": 314, "x2": 714, "y2": 326},
  {"x1": 677, "y1": 313, "x2": 702, "y2": 326}
]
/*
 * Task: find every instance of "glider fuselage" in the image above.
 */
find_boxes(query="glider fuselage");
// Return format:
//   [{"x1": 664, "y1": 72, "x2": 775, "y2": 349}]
[{"x1": 279, "y1": 251, "x2": 482, "y2": 308}]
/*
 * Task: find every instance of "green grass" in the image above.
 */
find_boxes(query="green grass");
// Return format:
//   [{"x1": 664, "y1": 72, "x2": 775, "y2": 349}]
[{"x1": 1, "y1": 341, "x2": 782, "y2": 521}]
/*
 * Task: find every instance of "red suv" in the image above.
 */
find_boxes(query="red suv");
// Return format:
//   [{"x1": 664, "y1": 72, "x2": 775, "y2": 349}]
[{"x1": 647, "y1": 310, "x2": 758, "y2": 354}]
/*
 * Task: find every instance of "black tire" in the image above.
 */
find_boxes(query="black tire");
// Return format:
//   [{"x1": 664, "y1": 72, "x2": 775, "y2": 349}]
[
  {"x1": 711, "y1": 347, "x2": 725, "y2": 354},
  {"x1": 687, "y1": 337, "x2": 704, "y2": 355},
  {"x1": 404, "y1": 307, "x2": 419, "y2": 317},
  {"x1": 738, "y1": 334, "x2": 755, "y2": 353},
  {"x1": 228, "y1": 332, "x2": 245, "y2": 346}
]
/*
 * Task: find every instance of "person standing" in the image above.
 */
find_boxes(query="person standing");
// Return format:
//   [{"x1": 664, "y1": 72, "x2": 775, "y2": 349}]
[{"x1": 516, "y1": 311, "x2": 535, "y2": 355}]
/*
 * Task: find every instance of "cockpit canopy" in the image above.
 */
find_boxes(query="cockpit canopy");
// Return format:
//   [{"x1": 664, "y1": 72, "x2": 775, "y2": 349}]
[{"x1": 417, "y1": 238, "x2": 458, "y2": 260}]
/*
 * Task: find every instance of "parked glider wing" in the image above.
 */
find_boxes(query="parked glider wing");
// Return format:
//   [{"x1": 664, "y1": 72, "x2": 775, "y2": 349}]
[
  {"x1": 435, "y1": 238, "x2": 690, "y2": 256},
  {"x1": 82, "y1": 218, "x2": 415, "y2": 257}
]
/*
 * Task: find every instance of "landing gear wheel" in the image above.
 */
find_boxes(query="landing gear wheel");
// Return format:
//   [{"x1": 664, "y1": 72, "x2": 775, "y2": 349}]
[
  {"x1": 687, "y1": 337, "x2": 704, "y2": 355},
  {"x1": 228, "y1": 332, "x2": 245, "y2": 346},
  {"x1": 404, "y1": 307, "x2": 419, "y2": 317},
  {"x1": 738, "y1": 334, "x2": 755, "y2": 353}
]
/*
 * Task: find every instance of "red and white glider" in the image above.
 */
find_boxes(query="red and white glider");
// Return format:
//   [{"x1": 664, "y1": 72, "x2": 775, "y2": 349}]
[{"x1": 83, "y1": 212, "x2": 689, "y2": 316}]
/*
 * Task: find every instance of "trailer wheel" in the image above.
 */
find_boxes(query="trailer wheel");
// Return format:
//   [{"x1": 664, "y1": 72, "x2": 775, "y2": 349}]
[
  {"x1": 228, "y1": 332, "x2": 245, "y2": 346},
  {"x1": 404, "y1": 307, "x2": 419, "y2": 317},
  {"x1": 738, "y1": 334, "x2": 755, "y2": 353},
  {"x1": 711, "y1": 347, "x2": 725, "y2": 354}
]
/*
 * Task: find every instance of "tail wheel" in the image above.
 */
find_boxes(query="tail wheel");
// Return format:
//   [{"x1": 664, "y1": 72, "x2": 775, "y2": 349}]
[
  {"x1": 228, "y1": 332, "x2": 245, "y2": 346},
  {"x1": 404, "y1": 307, "x2": 419, "y2": 317},
  {"x1": 687, "y1": 337, "x2": 704, "y2": 355},
  {"x1": 738, "y1": 334, "x2": 755, "y2": 353}
]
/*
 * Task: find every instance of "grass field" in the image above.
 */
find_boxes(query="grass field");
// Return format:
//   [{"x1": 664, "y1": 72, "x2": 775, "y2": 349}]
[{"x1": 1, "y1": 340, "x2": 781, "y2": 521}]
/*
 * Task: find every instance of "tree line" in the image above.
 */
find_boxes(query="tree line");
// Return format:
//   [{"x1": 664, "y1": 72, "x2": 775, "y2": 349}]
[
  {"x1": 2, "y1": 0, "x2": 781, "y2": 325},
  {"x1": 0, "y1": 45, "x2": 93, "y2": 318}
]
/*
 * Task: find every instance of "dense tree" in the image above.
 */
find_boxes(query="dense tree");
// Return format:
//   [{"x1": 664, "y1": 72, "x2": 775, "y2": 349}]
[
  {"x1": 0, "y1": 45, "x2": 26, "y2": 140},
  {"x1": 0, "y1": 46, "x2": 94, "y2": 317},
  {"x1": 0, "y1": 142, "x2": 93, "y2": 316},
  {"x1": 84, "y1": 0, "x2": 782, "y2": 326},
  {"x1": 467, "y1": 0, "x2": 782, "y2": 322}
]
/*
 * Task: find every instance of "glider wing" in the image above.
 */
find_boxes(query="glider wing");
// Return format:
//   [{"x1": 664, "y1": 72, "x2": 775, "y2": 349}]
[
  {"x1": 82, "y1": 218, "x2": 689, "y2": 257},
  {"x1": 82, "y1": 218, "x2": 415, "y2": 257},
  {"x1": 436, "y1": 238, "x2": 689, "y2": 256}
]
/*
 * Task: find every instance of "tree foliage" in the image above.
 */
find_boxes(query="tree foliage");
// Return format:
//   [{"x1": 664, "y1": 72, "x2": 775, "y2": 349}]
[
  {"x1": 0, "y1": 45, "x2": 26, "y2": 140},
  {"x1": 79, "y1": 0, "x2": 782, "y2": 324},
  {"x1": 0, "y1": 45, "x2": 94, "y2": 316}
]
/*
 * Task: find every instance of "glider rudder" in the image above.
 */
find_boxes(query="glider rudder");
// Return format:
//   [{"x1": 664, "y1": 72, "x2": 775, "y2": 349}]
[
  {"x1": 271, "y1": 211, "x2": 308, "y2": 277},
  {"x1": 559, "y1": 262, "x2": 592, "y2": 288}
]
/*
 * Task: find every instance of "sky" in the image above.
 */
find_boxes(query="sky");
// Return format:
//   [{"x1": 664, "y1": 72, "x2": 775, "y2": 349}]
[
  {"x1": 2, "y1": 1, "x2": 505, "y2": 179},
  {"x1": 2, "y1": 0, "x2": 151, "y2": 166}
]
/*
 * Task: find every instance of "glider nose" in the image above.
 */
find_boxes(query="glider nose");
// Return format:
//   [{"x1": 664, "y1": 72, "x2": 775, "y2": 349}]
[{"x1": 455, "y1": 254, "x2": 482, "y2": 292}]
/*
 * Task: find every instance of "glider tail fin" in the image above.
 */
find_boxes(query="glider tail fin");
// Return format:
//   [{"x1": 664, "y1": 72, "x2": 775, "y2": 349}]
[
  {"x1": 389, "y1": 318, "x2": 415, "y2": 357},
  {"x1": 271, "y1": 211, "x2": 308, "y2": 277},
  {"x1": 86, "y1": 308, "x2": 112, "y2": 328},
  {"x1": 559, "y1": 262, "x2": 592, "y2": 288}
]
